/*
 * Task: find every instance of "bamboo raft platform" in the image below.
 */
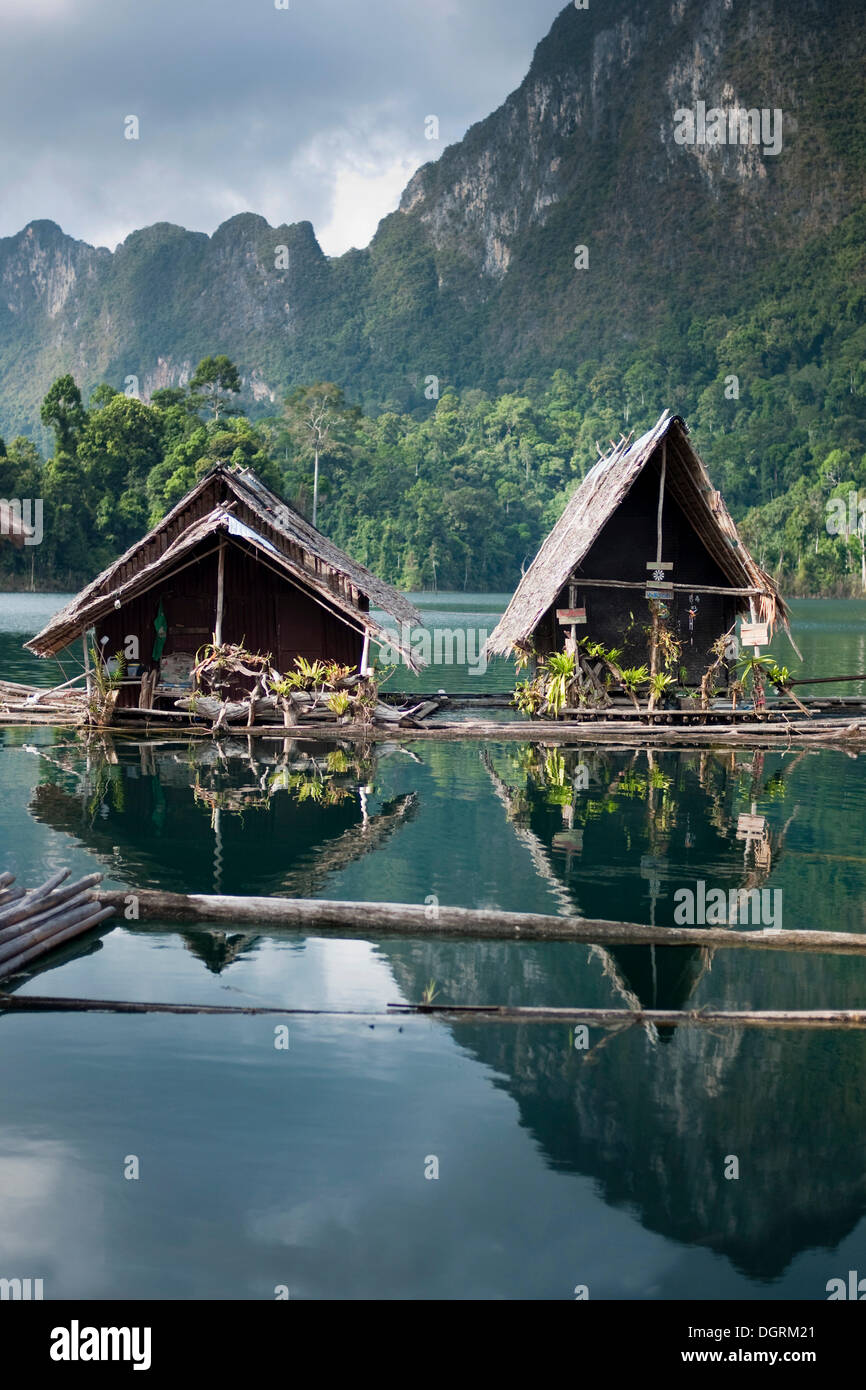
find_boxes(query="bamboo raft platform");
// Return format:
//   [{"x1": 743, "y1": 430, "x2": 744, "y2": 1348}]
[
  {"x1": 4, "y1": 680, "x2": 866, "y2": 746},
  {"x1": 0, "y1": 869, "x2": 114, "y2": 981}
]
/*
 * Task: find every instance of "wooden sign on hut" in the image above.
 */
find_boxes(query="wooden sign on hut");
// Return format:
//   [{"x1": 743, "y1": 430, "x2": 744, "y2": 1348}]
[
  {"x1": 487, "y1": 411, "x2": 789, "y2": 684},
  {"x1": 26, "y1": 464, "x2": 421, "y2": 706}
]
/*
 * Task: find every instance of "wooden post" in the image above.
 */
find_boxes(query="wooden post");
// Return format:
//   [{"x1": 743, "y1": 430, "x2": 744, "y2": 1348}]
[
  {"x1": 82, "y1": 634, "x2": 93, "y2": 701},
  {"x1": 563, "y1": 581, "x2": 579, "y2": 662},
  {"x1": 748, "y1": 598, "x2": 760, "y2": 658},
  {"x1": 214, "y1": 538, "x2": 226, "y2": 646},
  {"x1": 656, "y1": 440, "x2": 666, "y2": 567},
  {"x1": 360, "y1": 629, "x2": 370, "y2": 676},
  {"x1": 649, "y1": 606, "x2": 659, "y2": 677}
]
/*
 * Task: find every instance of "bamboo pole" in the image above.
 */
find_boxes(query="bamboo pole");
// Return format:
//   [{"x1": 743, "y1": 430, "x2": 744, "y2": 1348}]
[
  {"x1": 0, "y1": 907, "x2": 115, "y2": 981},
  {"x1": 175, "y1": 717, "x2": 866, "y2": 747},
  {"x1": 95, "y1": 889, "x2": 866, "y2": 955},
  {"x1": 29, "y1": 671, "x2": 88, "y2": 703},
  {"x1": 0, "y1": 868, "x2": 71, "y2": 925},
  {"x1": 0, "y1": 876, "x2": 104, "y2": 939},
  {"x1": 1, "y1": 995, "x2": 865, "y2": 1030},
  {"x1": 570, "y1": 577, "x2": 772, "y2": 598},
  {"x1": 0, "y1": 899, "x2": 112, "y2": 968},
  {"x1": 399, "y1": 1005, "x2": 866, "y2": 1030},
  {"x1": 788, "y1": 674, "x2": 866, "y2": 686},
  {"x1": 83, "y1": 633, "x2": 93, "y2": 702},
  {"x1": 214, "y1": 536, "x2": 226, "y2": 646}
]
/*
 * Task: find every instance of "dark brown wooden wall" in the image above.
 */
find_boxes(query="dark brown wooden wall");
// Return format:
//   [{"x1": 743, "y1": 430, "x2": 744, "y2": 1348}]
[{"x1": 538, "y1": 464, "x2": 739, "y2": 683}]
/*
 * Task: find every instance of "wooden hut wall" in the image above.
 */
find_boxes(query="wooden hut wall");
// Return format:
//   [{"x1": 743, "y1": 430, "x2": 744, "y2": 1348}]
[
  {"x1": 91, "y1": 539, "x2": 363, "y2": 704},
  {"x1": 540, "y1": 461, "x2": 739, "y2": 683},
  {"x1": 219, "y1": 543, "x2": 362, "y2": 672}
]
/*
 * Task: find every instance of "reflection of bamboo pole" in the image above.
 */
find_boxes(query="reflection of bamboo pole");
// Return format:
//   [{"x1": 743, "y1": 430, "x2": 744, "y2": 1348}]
[
  {"x1": 480, "y1": 749, "x2": 646, "y2": 1029},
  {"x1": 213, "y1": 807, "x2": 222, "y2": 895}
]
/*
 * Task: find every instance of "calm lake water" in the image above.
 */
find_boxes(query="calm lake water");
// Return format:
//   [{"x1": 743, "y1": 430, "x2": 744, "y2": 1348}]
[{"x1": 1, "y1": 592, "x2": 866, "y2": 1299}]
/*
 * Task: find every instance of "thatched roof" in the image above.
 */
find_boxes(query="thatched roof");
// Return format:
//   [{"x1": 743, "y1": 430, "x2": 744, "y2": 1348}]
[
  {"x1": 26, "y1": 464, "x2": 423, "y2": 665},
  {"x1": 487, "y1": 411, "x2": 788, "y2": 657}
]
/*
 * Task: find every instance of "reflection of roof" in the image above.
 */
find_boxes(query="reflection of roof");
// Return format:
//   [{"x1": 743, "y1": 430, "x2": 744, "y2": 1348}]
[
  {"x1": 487, "y1": 411, "x2": 788, "y2": 656},
  {"x1": 26, "y1": 464, "x2": 422, "y2": 664}
]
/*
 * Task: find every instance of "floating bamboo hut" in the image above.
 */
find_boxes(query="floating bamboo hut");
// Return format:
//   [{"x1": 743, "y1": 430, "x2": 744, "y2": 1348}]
[
  {"x1": 25, "y1": 463, "x2": 421, "y2": 707},
  {"x1": 487, "y1": 411, "x2": 789, "y2": 683}
]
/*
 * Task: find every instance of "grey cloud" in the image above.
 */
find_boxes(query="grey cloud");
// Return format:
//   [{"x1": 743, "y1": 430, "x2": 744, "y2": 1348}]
[{"x1": 0, "y1": 0, "x2": 564, "y2": 253}]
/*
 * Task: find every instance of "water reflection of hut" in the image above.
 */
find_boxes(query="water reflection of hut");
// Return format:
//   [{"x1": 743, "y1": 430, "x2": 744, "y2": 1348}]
[
  {"x1": 487, "y1": 412, "x2": 789, "y2": 683},
  {"x1": 28, "y1": 739, "x2": 418, "y2": 970},
  {"x1": 24, "y1": 464, "x2": 420, "y2": 704},
  {"x1": 482, "y1": 746, "x2": 794, "y2": 1014}
]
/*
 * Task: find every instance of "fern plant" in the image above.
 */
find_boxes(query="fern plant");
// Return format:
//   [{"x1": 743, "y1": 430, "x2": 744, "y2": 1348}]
[{"x1": 543, "y1": 651, "x2": 577, "y2": 718}]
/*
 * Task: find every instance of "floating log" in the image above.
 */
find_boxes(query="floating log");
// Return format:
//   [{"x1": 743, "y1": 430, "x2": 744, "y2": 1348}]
[
  {"x1": 174, "y1": 696, "x2": 253, "y2": 722},
  {"x1": 116, "y1": 705, "x2": 210, "y2": 722},
  {"x1": 94, "y1": 889, "x2": 866, "y2": 955},
  {"x1": 1, "y1": 995, "x2": 865, "y2": 1031}
]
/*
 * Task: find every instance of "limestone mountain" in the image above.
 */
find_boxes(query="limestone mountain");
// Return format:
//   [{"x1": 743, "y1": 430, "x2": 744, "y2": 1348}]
[{"x1": 0, "y1": 0, "x2": 864, "y2": 459}]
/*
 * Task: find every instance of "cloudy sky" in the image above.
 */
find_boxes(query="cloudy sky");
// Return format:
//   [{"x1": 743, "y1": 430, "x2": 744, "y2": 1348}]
[{"x1": 0, "y1": 0, "x2": 563, "y2": 255}]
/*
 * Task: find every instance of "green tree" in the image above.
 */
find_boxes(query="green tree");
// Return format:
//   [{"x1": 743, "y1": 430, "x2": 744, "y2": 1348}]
[
  {"x1": 40, "y1": 375, "x2": 87, "y2": 455},
  {"x1": 188, "y1": 355, "x2": 244, "y2": 421}
]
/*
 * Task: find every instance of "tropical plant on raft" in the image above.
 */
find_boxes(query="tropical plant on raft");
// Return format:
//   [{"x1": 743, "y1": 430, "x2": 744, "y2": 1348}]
[
  {"x1": 511, "y1": 637, "x2": 657, "y2": 718},
  {"x1": 543, "y1": 651, "x2": 577, "y2": 718},
  {"x1": 512, "y1": 675, "x2": 545, "y2": 717},
  {"x1": 647, "y1": 671, "x2": 677, "y2": 715},
  {"x1": 87, "y1": 643, "x2": 126, "y2": 724},
  {"x1": 270, "y1": 656, "x2": 363, "y2": 724},
  {"x1": 617, "y1": 664, "x2": 649, "y2": 713},
  {"x1": 735, "y1": 652, "x2": 775, "y2": 713}
]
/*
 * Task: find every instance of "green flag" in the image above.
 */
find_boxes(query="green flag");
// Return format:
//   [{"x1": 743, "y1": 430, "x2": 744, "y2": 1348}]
[{"x1": 152, "y1": 600, "x2": 168, "y2": 661}]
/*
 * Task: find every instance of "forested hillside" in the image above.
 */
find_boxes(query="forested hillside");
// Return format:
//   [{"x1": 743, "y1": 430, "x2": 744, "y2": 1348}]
[{"x1": 1, "y1": 352, "x2": 864, "y2": 596}]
